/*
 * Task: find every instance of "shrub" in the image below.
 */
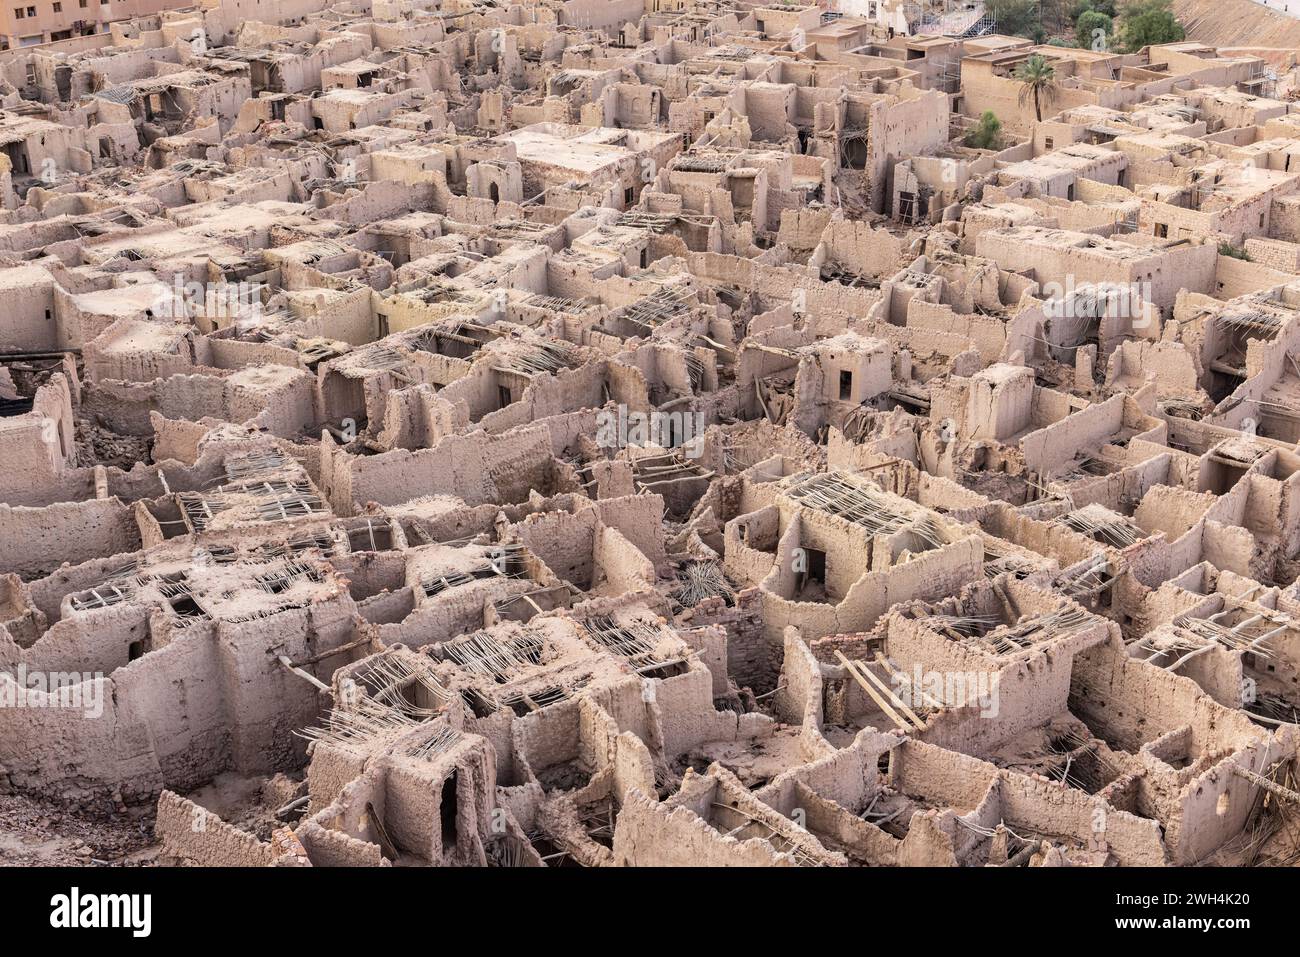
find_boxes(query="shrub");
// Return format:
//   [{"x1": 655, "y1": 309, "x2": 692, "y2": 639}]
[
  {"x1": 1116, "y1": 0, "x2": 1185, "y2": 52},
  {"x1": 965, "y1": 111, "x2": 1003, "y2": 150}
]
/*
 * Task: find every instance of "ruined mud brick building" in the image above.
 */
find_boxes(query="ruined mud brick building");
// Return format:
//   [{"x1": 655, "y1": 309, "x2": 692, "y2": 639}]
[{"x1": 1, "y1": 0, "x2": 1300, "y2": 869}]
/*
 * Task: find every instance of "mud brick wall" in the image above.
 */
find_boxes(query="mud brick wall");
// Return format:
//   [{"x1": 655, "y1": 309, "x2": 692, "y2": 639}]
[{"x1": 679, "y1": 586, "x2": 775, "y2": 692}]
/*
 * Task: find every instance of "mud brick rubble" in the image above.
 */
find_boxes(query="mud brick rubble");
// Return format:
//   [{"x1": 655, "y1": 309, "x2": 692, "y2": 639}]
[{"x1": 2, "y1": 0, "x2": 1300, "y2": 868}]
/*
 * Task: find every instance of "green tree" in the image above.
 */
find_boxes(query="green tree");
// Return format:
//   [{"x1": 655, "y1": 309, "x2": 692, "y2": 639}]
[
  {"x1": 966, "y1": 111, "x2": 1003, "y2": 150},
  {"x1": 1072, "y1": 0, "x2": 1117, "y2": 17},
  {"x1": 1117, "y1": 0, "x2": 1185, "y2": 51},
  {"x1": 1076, "y1": 10, "x2": 1113, "y2": 49},
  {"x1": 1014, "y1": 54, "x2": 1059, "y2": 123},
  {"x1": 986, "y1": 0, "x2": 1043, "y2": 39}
]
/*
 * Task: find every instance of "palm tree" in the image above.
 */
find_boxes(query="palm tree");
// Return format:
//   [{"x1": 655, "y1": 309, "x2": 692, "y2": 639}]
[{"x1": 1014, "y1": 54, "x2": 1058, "y2": 123}]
